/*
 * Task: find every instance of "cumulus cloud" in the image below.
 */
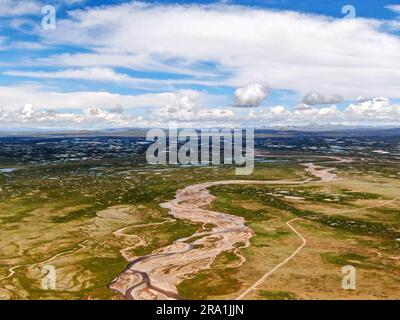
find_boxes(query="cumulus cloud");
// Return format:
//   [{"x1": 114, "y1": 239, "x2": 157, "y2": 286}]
[
  {"x1": 233, "y1": 84, "x2": 268, "y2": 108},
  {"x1": 153, "y1": 90, "x2": 235, "y2": 124},
  {"x1": 356, "y1": 96, "x2": 370, "y2": 104},
  {"x1": 0, "y1": 94, "x2": 399, "y2": 129},
  {"x1": 2, "y1": 2, "x2": 400, "y2": 129},
  {"x1": 345, "y1": 96, "x2": 398, "y2": 121},
  {"x1": 270, "y1": 105, "x2": 287, "y2": 115},
  {"x1": 0, "y1": 87, "x2": 235, "y2": 129},
  {"x1": 302, "y1": 92, "x2": 343, "y2": 105},
  {"x1": 293, "y1": 103, "x2": 311, "y2": 111},
  {"x1": 0, "y1": 104, "x2": 138, "y2": 129},
  {"x1": 244, "y1": 97, "x2": 399, "y2": 127},
  {"x1": 108, "y1": 105, "x2": 124, "y2": 114}
]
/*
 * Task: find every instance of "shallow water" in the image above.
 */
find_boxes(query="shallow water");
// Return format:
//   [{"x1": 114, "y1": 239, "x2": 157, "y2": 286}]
[{"x1": 0, "y1": 168, "x2": 16, "y2": 173}]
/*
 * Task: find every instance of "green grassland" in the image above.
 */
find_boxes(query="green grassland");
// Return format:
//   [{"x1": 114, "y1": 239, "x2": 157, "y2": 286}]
[
  {"x1": 1, "y1": 155, "x2": 400, "y2": 300},
  {"x1": 177, "y1": 161, "x2": 400, "y2": 299},
  {"x1": 0, "y1": 159, "x2": 301, "y2": 299}
]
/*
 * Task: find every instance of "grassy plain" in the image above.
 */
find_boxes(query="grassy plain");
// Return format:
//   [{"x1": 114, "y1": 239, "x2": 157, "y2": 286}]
[
  {"x1": 178, "y1": 162, "x2": 400, "y2": 299},
  {"x1": 1, "y1": 153, "x2": 399, "y2": 299}
]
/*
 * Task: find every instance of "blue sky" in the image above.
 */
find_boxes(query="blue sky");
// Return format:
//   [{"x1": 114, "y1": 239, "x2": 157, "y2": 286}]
[
  {"x1": 1, "y1": 0, "x2": 400, "y2": 129},
  {"x1": 58, "y1": 0, "x2": 400, "y2": 19}
]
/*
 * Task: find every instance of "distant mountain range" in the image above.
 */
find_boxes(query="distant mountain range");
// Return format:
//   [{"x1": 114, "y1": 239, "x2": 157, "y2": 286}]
[{"x1": 1, "y1": 127, "x2": 400, "y2": 138}]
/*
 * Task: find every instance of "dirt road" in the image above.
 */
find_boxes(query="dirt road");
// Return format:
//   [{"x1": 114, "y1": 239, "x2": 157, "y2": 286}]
[{"x1": 109, "y1": 160, "x2": 341, "y2": 300}]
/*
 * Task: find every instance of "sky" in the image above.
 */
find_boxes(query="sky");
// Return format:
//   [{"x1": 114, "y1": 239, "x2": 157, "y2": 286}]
[{"x1": 1, "y1": 0, "x2": 400, "y2": 129}]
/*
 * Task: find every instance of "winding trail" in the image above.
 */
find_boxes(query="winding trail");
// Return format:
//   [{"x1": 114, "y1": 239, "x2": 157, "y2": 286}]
[
  {"x1": 109, "y1": 160, "x2": 344, "y2": 300},
  {"x1": 236, "y1": 193, "x2": 400, "y2": 300},
  {"x1": 110, "y1": 155, "x2": 399, "y2": 299},
  {"x1": 112, "y1": 219, "x2": 176, "y2": 261},
  {"x1": 0, "y1": 240, "x2": 89, "y2": 282},
  {"x1": 235, "y1": 217, "x2": 307, "y2": 300},
  {"x1": 234, "y1": 156, "x2": 400, "y2": 299},
  {"x1": 4, "y1": 155, "x2": 396, "y2": 299}
]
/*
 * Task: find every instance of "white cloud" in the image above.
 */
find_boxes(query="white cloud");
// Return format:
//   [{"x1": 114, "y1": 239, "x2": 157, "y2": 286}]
[
  {"x1": 318, "y1": 105, "x2": 339, "y2": 116},
  {"x1": 0, "y1": 104, "x2": 140, "y2": 129},
  {"x1": 35, "y1": 2, "x2": 400, "y2": 98},
  {"x1": 245, "y1": 96, "x2": 399, "y2": 127},
  {"x1": 5, "y1": 67, "x2": 140, "y2": 82},
  {"x1": 61, "y1": 0, "x2": 86, "y2": 5},
  {"x1": 10, "y1": 41, "x2": 48, "y2": 50},
  {"x1": 356, "y1": 96, "x2": 370, "y2": 104},
  {"x1": 270, "y1": 105, "x2": 287, "y2": 115},
  {"x1": 0, "y1": 91, "x2": 399, "y2": 129},
  {"x1": 293, "y1": 103, "x2": 311, "y2": 111},
  {"x1": 233, "y1": 83, "x2": 268, "y2": 108},
  {"x1": 0, "y1": 0, "x2": 41, "y2": 17},
  {"x1": 38, "y1": 51, "x2": 221, "y2": 79},
  {"x1": 345, "y1": 96, "x2": 398, "y2": 121},
  {"x1": 2, "y1": 2, "x2": 400, "y2": 129},
  {"x1": 302, "y1": 92, "x2": 343, "y2": 105},
  {"x1": 0, "y1": 89, "x2": 235, "y2": 129},
  {"x1": 385, "y1": 5, "x2": 400, "y2": 13},
  {"x1": 4, "y1": 67, "x2": 222, "y2": 90},
  {"x1": 0, "y1": 85, "x2": 193, "y2": 110},
  {"x1": 152, "y1": 90, "x2": 235, "y2": 124}
]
